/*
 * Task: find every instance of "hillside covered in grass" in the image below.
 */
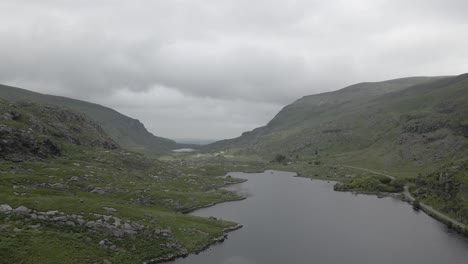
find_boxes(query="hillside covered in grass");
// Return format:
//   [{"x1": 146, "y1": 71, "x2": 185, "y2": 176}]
[
  {"x1": 0, "y1": 100, "x2": 244, "y2": 263},
  {"x1": 207, "y1": 74, "x2": 468, "y2": 172},
  {"x1": 206, "y1": 73, "x2": 468, "y2": 225},
  {"x1": 0, "y1": 85, "x2": 189, "y2": 156}
]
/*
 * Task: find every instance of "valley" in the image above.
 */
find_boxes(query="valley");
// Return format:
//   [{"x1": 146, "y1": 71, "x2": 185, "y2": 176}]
[{"x1": 1, "y1": 73, "x2": 468, "y2": 263}]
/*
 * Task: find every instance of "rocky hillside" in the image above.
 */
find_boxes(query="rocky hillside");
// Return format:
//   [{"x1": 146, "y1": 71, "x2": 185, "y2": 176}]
[
  {"x1": 207, "y1": 74, "x2": 468, "y2": 173},
  {"x1": 0, "y1": 100, "x2": 244, "y2": 263},
  {"x1": 412, "y1": 161, "x2": 468, "y2": 225},
  {"x1": 0, "y1": 85, "x2": 186, "y2": 156},
  {"x1": 0, "y1": 100, "x2": 117, "y2": 162}
]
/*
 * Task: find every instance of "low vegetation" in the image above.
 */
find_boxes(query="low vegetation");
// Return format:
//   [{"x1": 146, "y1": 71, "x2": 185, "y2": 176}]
[
  {"x1": 410, "y1": 162, "x2": 468, "y2": 224},
  {"x1": 334, "y1": 175, "x2": 404, "y2": 193}
]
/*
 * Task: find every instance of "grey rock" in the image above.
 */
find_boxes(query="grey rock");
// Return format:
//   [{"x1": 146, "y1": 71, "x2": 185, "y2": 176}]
[
  {"x1": 29, "y1": 223, "x2": 41, "y2": 229},
  {"x1": 123, "y1": 223, "x2": 134, "y2": 230},
  {"x1": 0, "y1": 204, "x2": 12, "y2": 213},
  {"x1": 69, "y1": 176, "x2": 79, "y2": 181},
  {"x1": 52, "y1": 216, "x2": 67, "y2": 222},
  {"x1": 37, "y1": 215, "x2": 47, "y2": 220},
  {"x1": 111, "y1": 228, "x2": 126, "y2": 238},
  {"x1": 99, "y1": 240, "x2": 106, "y2": 247},
  {"x1": 86, "y1": 221, "x2": 96, "y2": 228},
  {"x1": 103, "y1": 207, "x2": 117, "y2": 213},
  {"x1": 13, "y1": 206, "x2": 31, "y2": 215},
  {"x1": 160, "y1": 229, "x2": 172, "y2": 237},
  {"x1": 46, "y1": 210, "x2": 58, "y2": 216},
  {"x1": 91, "y1": 188, "x2": 106, "y2": 195},
  {"x1": 131, "y1": 222, "x2": 145, "y2": 231}
]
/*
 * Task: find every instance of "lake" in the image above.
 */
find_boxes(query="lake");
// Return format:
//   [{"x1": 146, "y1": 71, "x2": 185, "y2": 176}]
[
  {"x1": 171, "y1": 148, "x2": 197, "y2": 153},
  {"x1": 171, "y1": 170, "x2": 468, "y2": 264}
]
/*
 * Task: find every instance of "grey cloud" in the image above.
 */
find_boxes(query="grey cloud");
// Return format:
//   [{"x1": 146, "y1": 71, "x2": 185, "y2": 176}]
[{"x1": 0, "y1": 0, "x2": 467, "y2": 139}]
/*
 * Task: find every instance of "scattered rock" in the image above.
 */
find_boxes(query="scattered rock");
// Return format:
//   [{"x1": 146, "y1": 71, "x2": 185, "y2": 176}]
[
  {"x1": 46, "y1": 210, "x2": 58, "y2": 216},
  {"x1": 0, "y1": 204, "x2": 13, "y2": 213},
  {"x1": 103, "y1": 207, "x2": 117, "y2": 213},
  {"x1": 29, "y1": 223, "x2": 41, "y2": 229},
  {"x1": 13, "y1": 206, "x2": 31, "y2": 215},
  {"x1": 91, "y1": 188, "x2": 106, "y2": 195},
  {"x1": 0, "y1": 225, "x2": 9, "y2": 232},
  {"x1": 69, "y1": 176, "x2": 79, "y2": 181}
]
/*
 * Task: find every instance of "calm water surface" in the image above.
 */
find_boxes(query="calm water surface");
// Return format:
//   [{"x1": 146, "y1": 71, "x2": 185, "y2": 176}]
[{"x1": 172, "y1": 170, "x2": 468, "y2": 264}]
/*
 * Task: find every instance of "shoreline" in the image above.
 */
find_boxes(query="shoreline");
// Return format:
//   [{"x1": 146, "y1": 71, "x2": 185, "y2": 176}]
[
  {"x1": 181, "y1": 196, "x2": 247, "y2": 214},
  {"x1": 146, "y1": 224, "x2": 244, "y2": 264},
  {"x1": 148, "y1": 177, "x2": 248, "y2": 263},
  {"x1": 151, "y1": 169, "x2": 467, "y2": 263},
  {"x1": 296, "y1": 169, "x2": 468, "y2": 236},
  {"x1": 181, "y1": 178, "x2": 248, "y2": 214}
]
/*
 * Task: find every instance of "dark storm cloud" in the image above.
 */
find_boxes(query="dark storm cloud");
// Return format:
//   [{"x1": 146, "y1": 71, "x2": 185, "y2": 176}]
[{"x1": 0, "y1": 0, "x2": 467, "y2": 139}]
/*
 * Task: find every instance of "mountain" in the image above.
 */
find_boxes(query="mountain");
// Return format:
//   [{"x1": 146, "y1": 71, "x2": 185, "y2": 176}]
[
  {"x1": 0, "y1": 84, "x2": 185, "y2": 156},
  {"x1": 207, "y1": 74, "x2": 468, "y2": 173}
]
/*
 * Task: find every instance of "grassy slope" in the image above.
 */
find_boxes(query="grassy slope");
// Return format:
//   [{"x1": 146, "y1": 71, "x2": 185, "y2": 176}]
[
  {"x1": 206, "y1": 74, "x2": 468, "y2": 225},
  {"x1": 0, "y1": 84, "x2": 187, "y2": 156},
  {"x1": 0, "y1": 100, "x2": 243, "y2": 263},
  {"x1": 207, "y1": 74, "x2": 468, "y2": 172}
]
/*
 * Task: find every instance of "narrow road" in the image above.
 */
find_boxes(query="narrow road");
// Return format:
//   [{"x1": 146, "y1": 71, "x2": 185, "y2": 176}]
[
  {"x1": 344, "y1": 165, "x2": 466, "y2": 230},
  {"x1": 343, "y1": 165, "x2": 395, "y2": 180}
]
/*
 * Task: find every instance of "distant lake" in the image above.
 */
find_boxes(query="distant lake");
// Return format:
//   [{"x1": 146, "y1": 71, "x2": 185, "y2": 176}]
[
  {"x1": 172, "y1": 148, "x2": 197, "y2": 153},
  {"x1": 171, "y1": 170, "x2": 468, "y2": 264}
]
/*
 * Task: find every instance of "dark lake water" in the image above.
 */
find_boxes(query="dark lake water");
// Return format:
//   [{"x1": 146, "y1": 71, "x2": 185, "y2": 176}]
[{"x1": 172, "y1": 170, "x2": 468, "y2": 264}]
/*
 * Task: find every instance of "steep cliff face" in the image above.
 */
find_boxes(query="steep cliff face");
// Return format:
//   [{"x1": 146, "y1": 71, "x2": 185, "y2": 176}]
[{"x1": 0, "y1": 100, "x2": 117, "y2": 161}]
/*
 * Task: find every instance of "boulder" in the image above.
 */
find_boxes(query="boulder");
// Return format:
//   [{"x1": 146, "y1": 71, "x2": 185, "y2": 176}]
[
  {"x1": 0, "y1": 204, "x2": 12, "y2": 214},
  {"x1": 13, "y1": 206, "x2": 31, "y2": 215},
  {"x1": 103, "y1": 207, "x2": 117, "y2": 213}
]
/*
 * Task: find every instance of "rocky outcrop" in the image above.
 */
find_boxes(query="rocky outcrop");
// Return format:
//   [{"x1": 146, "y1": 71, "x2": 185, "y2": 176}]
[
  {"x1": 0, "y1": 101, "x2": 118, "y2": 161},
  {"x1": 413, "y1": 164, "x2": 468, "y2": 225},
  {"x1": 0, "y1": 204, "x2": 150, "y2": 239}
]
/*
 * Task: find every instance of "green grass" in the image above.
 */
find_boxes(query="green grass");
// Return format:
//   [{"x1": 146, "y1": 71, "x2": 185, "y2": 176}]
[{"x1": 0, "y1": 141, "x2": 246, "y2": 263}]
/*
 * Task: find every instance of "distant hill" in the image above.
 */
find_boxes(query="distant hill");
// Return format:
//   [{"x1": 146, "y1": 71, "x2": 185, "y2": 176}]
[
  {"x1": 207, "y1": 74, "x2": 468, "y2": 173},
  {"x1": 174, "y1": 138, "x2": 219, "y2": 145},
  {"x1": 0, "y1": 84, "x2": 186, "y2": 156}
]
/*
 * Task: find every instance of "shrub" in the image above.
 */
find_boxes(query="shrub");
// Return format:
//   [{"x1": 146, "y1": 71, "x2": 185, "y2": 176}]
[{"x1": 274, "y1": 154, "x2": 286, "y2": 163}]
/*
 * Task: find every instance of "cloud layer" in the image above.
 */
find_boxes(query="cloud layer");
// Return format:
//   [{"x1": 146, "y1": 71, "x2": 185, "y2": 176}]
[{"x1": 1, "y1": 0, "x2": 467, "y2": 139}]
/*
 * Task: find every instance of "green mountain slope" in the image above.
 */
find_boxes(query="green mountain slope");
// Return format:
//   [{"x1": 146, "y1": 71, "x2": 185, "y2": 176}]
[
  {"x1": 0, "y1": 84, "x2": 183, "y2": 156},
  {"x1": 207, "y1": 74, "x2": 468, "y2": 171}
]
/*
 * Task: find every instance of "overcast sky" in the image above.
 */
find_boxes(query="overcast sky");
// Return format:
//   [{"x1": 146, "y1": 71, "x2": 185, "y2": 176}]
[{"x1": 1, "y1": 0, "x2": 467, "y2": 140}]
